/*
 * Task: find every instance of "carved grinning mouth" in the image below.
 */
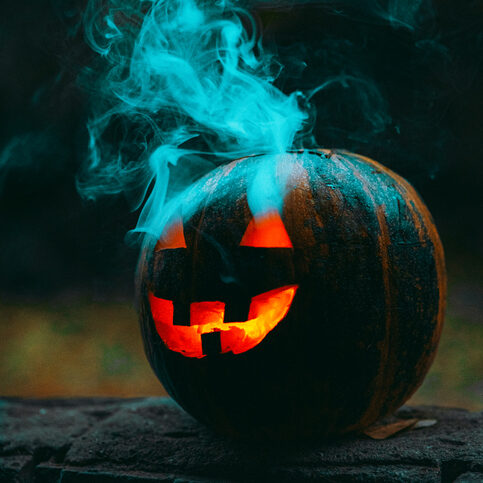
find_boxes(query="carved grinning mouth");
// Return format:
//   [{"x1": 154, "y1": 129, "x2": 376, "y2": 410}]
[{"x1": 149, "y1": 284, "x2": 298, "y2": 358}]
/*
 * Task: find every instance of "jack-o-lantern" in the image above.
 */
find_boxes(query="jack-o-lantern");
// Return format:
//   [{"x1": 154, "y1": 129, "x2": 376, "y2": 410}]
[{"x1": 137, "y1": 150, "x2": 446, "y2": 439}]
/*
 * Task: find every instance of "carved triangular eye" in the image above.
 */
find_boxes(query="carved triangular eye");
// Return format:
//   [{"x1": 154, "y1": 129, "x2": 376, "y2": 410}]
[
  {"x1": 240, "y1": 210, "x2": 293, "y2": 248},
  {"x1": 155, "y1": 217, "x2": 187, "y2": 250}
]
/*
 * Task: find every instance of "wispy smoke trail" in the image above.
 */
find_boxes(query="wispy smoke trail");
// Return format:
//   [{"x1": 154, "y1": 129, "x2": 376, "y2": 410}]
[
  {"x1": 0, "y1": 131, "x2": 60, "y2": 189},
  {"x1": 78, "y1": 0, "x2": 446, "y2": 242},
  {"x1": 79, "y1": 0, "x2": 309, "y2": 240},
  {"x1": 251, "y1": 0, "x2": 434, "y2": 31}
]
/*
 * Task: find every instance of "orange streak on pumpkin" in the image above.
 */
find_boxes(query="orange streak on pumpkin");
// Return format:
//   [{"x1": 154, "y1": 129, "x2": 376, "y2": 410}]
[
  {"x1": 348, "y1": 152, "x2": 447, "y2": 417},
  {"x1": 352, "y1": 152, "x2": 428, "y2": 244},
  {"x1": 240, "y1": 210, "x2": 293, "y2": 248},
  {"x1": 338, "y1": 155, "x2": 394, "y2": 428},
  {"x1": 149, "y1": 285, "x2": 298, "y2": 358},
  {"x1": 355, "y1": 154, "x2": 447, "y2": 386},
  {"x1": 355, "y1": 154, "x2": 446, "y2": 328}
]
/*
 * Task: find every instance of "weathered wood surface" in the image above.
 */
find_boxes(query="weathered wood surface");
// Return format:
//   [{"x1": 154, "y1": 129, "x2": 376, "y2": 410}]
[{"x1": 0, "y1": 397, "x2": 481, "y2": 482}]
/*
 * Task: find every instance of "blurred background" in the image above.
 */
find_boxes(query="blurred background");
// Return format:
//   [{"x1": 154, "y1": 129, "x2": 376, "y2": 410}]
[{"x1": 0, "y1": 0, "x2": 481, "y2": 409}]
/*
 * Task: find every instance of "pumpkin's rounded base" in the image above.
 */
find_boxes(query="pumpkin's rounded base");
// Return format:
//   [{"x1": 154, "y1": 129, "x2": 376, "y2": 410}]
[{"x1": 152, "y1": 336, "x2": 425, "y2": 441}]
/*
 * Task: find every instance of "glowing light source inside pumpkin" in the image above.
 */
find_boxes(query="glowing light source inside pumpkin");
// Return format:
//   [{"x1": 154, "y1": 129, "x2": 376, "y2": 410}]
[
  {"x1": 155, "y1": 216, "x2": 186, "y2": 250},
  {"x1": 240, "y1": 210, "x2": 293, "y2": 248},
  {"x1": 149, "y1": 284, "x2": 298, "y2": 358}
]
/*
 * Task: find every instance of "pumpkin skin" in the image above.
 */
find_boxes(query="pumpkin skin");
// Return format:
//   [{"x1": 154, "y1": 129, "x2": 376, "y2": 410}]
[{"x1": 136, "y1": 150, "x2": 446, "y2": 439}]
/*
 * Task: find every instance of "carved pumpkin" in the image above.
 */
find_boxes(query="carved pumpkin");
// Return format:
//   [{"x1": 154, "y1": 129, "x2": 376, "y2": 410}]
[{"x1": 137, "y1": 150, "x2": 446, "y2": 439}]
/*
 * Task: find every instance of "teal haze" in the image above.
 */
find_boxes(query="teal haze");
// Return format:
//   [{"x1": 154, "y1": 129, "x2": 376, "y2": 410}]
[{"x1": 79, "y1": 0, "x2": 439, "y2": 242}]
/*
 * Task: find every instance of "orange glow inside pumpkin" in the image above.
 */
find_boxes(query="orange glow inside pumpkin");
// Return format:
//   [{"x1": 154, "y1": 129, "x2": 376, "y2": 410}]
[
  {"x1": 240, "y1": 210, "x2": 293, "y2": 248},
  {"x1": 155, "y1": 216, "x2": 186, "y2": 250},
  {"x1": 149, "y1": 285, "x2": 298, "y2": 358}
]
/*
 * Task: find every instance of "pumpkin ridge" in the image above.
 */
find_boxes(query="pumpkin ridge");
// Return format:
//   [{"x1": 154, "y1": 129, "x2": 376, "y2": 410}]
[
  {"x1": 354, "y1": 153, "x2": 446, "y2": 376},
  {"x1": 337, "y1": 155, "x2": 397, "y2": 427}
]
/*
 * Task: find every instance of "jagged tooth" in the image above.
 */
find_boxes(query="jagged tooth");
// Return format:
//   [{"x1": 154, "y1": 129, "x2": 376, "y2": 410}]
[
  {"x1": 201, "y1": 332, "x2": 222, "y2": 355},
  {"x1": 172, "y1": 303, "x2": 190, "y2": 326}
]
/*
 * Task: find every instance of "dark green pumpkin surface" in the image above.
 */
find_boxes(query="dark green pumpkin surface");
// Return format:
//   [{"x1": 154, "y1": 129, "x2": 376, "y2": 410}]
[{"x1": 138, "y1": 150, "x2": 446, "y2": 439}]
